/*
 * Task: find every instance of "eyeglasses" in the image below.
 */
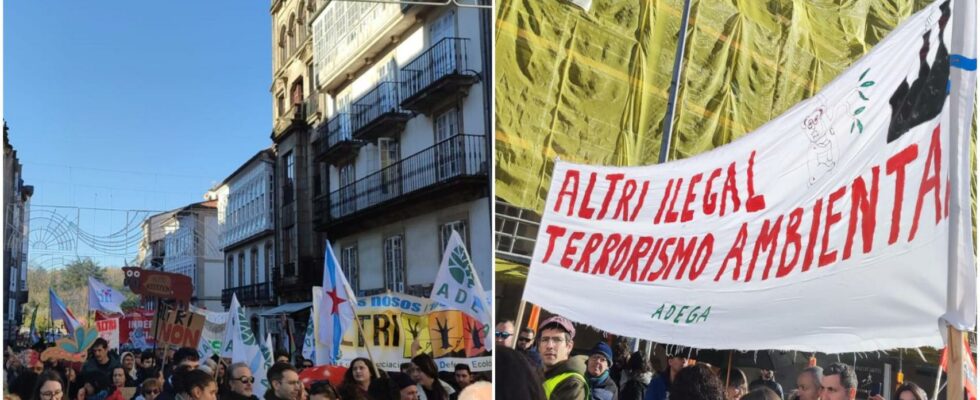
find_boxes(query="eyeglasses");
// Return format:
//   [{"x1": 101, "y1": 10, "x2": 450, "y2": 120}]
[
  {"x1": 517, "y1": 336, "x2": 532, "y2": 342},
  {"x1": 539, "y1": 336, "x2": 566, "y2": 344},
  {"x1": 495, "y1": 331, "x2": 513, "y2": 338},
  {"x1": 234, "y1": 376, "x2": 256, "y2": 384},
  {"x1": 40, "y1": 390, "x2": 63, "y2": 398}
]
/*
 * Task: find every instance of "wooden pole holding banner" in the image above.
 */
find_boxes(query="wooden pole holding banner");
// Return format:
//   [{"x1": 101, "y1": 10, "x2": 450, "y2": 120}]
[
  {"x1": 345, "y1": 299, "x2": 379, "y2": 374},
  {"x1": 946, "y1": 327, "x2": 964, "y2": 400},
  {"x1": 725, "y1": 350, "x2": 734, "y2": 389},
  {"x1": 512, "y1": 300, "x2": 528, "y2": 349}
]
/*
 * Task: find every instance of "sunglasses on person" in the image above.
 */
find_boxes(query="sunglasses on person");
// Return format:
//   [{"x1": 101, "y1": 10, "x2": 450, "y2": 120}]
[
  {"x1": 233, "y1": 376, "x2": 256, "y2": 384},
  {"x1": 517, "y1": 336, "x2": 532, "y2": 342},
  {"x1": 495, "y1": 331, "x2": 512, "y2": 339}
]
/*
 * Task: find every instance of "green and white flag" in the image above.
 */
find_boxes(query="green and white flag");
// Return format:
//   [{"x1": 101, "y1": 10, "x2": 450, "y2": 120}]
[{"x1": 430, "y1": 231, "x2": 490, "y2": 324}]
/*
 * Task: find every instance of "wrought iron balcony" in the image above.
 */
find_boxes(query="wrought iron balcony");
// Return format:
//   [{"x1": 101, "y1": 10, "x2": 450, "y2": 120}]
[
  {"x1": 400, "y1": 37, "x2": 479, "y2": 114},
  {"x1": 318, "y1": 134, "x2": 487, "y2": 234},
  {"x1": 351, "y1": 81, "x2": 411, "y2": 141},
  {"x1": 315, "y1": 113, "x2": 362, "y2": 164},
  {"x1": 221, "y1": 282, "x2": 276, "y2": 309}
]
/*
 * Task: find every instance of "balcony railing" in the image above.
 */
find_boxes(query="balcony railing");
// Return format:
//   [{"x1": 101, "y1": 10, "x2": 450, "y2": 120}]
[
  {"x1": 315, "y1": 112, "x2": 364, "y2": 163},
  {"x1": 328, "y1": 134, "x2": 486, "y2": 220},
  {"x1": 221, "y1": 282, "x2": 275, "y2": 308},
  {"x1": 351, "y1": 81, "x2": 411, "y2": 140},
  {"x1": 400, "y1": 37, "x2": 478, "y2": 113},
  {"x1": 274, "y1": 105, "x2": 306, "y2": 135}
]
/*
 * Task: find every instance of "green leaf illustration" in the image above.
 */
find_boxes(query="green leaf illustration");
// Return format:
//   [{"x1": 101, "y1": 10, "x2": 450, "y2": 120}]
[
  {"x1": 850, "y1": 121, "x2": 856, "y2": 134},
  {"x1": 448, "y1": 246, "x2": 475, "y2": 288},
  {"x1": 859, "y1": 91, "x2": 869, "y2": 101},
  {"x1": 854, "y1": 106, "x2": 865, "y2": 116},
  {"x1": 861, "y1": 81, "x2": 875, "y2": 87},
  {"x1": 857, "y1": 120, "x2": 864, "y2": 133},
  {"x1": 859, "y1": 68, "x2": 870, "y2": 81}
]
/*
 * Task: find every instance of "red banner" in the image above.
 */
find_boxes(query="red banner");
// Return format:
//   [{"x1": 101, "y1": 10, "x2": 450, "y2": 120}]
[{"x1": 121, "y1": 308, "x2": 156, "y2": 349}]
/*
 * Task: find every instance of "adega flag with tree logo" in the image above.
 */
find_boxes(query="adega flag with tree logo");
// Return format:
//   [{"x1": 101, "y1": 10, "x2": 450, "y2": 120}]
[
  {"x1": 525, "y1": 0, "x2": 975, "y2": 353},
  {"x1": 430, "y1": 231, "x2": 491, "y2": 326}
]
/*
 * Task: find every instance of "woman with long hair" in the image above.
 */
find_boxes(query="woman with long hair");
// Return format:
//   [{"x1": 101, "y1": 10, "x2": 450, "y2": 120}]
[
  {"x1": 172, "y1": 369, "x2": 218, "y2": 400},
  {"x1": 31, "y1": 371, "x2": 65, "y2": 400},
  {"x1": 409, "y1": 354, "x2": 454, "y2": 400},
  {"x1": 893, "y1": 383, "x2": 928, "y2": 400},
  {"x1": 338, "y1": 358, "x2": 378, "y2": 400}
]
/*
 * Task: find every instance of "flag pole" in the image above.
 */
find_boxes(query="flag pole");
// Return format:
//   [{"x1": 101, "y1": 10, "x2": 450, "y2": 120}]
[
  {"x1": 512, "y1": 300, "x2": 528, "y2": 349},
  {"x1": 344, "y1": 299, "x2": 380, "y2": 376},
  {"x1": 946, "y1": 326, "x2": 964, "y2": 400}
]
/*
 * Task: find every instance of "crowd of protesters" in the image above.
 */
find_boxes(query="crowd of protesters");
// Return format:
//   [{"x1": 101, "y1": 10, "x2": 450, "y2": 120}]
[
  {"x1": 495, "y1": 315, "x2": 934, "y2": 400},
  {"x1": 4, "y1": 339, "x2": 491, "y2": 400}
]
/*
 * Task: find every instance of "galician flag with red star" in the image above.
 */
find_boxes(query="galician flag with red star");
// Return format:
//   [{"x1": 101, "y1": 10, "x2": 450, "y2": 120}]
[{"x1": 314, "y1": 241, "x2": 357, "y2": 365}]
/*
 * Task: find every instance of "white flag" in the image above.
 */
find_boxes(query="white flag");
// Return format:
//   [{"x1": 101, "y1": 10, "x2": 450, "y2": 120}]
[
  {"x1": 430, "y1": 231, "x2": 491, "y2": 325},
  {"x1": 314, "y1": 242, "x2": 356, "y2": 365},
  {"x1": 87, "y1": 277, "x2": 126, "y2": 314},
  {"x1": 301, "y1": 314, "x2": 316, "y2": 362},
  {"x1": 220, "y1": 294, "x2": 241, "y2": 358}
]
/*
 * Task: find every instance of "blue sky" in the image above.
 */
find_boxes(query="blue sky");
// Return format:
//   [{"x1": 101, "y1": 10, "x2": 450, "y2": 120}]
[{"x1": 6, "y1": 1, "x2": 272, "y2": 268}]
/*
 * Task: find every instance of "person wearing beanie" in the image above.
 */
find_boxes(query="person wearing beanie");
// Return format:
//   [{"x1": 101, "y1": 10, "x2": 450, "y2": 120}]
[
  {"x1": 586, "y1": 342, "x2": 619, "y2": 400},
  {"x1": 538, "y1": 315, "x2": 589, "y2": 400},
  {"x1": 392, "y1": 372, "x2": 420, "y2": 400}
]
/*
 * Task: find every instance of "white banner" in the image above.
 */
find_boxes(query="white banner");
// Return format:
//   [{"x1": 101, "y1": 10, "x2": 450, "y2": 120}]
[
  {"x1": 191, "y1": 305, "x2": 228, "y2": 357},
  {"x1": 96, "y1": 318, "x2": 120, "y2": 350},
  {"x1": 525, "y1": 0, "x2": 975, "y2": 353}
]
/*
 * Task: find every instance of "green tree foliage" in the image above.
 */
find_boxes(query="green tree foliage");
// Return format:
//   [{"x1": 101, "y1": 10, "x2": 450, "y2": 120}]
[{"x1": 23, "y1": 258, "x2": 138, "y2": 330}]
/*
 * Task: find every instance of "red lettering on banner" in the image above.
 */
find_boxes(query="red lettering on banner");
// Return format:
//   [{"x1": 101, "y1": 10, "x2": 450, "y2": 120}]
[
  {"x1": 620, "y1": 236, "x2": 654, "y2": 282},
  {"x1": 910, "y1": 125, "x2": 943, "y2": 241},
  {"x1": 574, "y1": 234, "x2": 604, "y2": 273},
  {"x1": 630, "y1": 181, "x2": 650, "y2": 222},
  {"x1": 560, "y1": 231, "x2": 585, "y2": 269},
  {"x1": 597, "y1": 174, "x2": 625, "y2": 219},
  {"x1": 613, "y1": 179, "x2": 638, "y2": 221},
  {"x1": 802, "y1": 199, "x2": 823, "y2": 272},
  {"x1": 640, "y1": 239, "x2": 665, "y2": 280},
  {"x1": 554, "y1": 170, "x2": 580, "y2": 216},
  {"x1": 721, "y1": 162, "x2": 741, "y2": 216},
  {"x1": 665, "y1": 177, "x2": 684, "y2": 223},
  {"x1": 608, "y1": 236, "x2": 634, "y2": 276},
  {"x1": 592, "y1": 234, "x2": 623, "y2": 275},
  {"x1": 844, "y1": 167, "x2": 880, "y2": 260},
  {"x1": 703, "y1": 168, "x2": 722, "y2": 215},
  {"x1": 745, "y1": 150, "x2": 767, "y2": 212},
  {"x1": 654, "y1": 179, "x2": 674, "y2": 224},
  {"x1": 819, "y1": 186, "x2": 848, "y2": 267},
  {"x1": 664, "y1": 237, "x2": 697, "y2": 280},
  {"x1": 750, "y1": 216, "x2": 783, "y2": 281},
  {"x1": 715, "y1": 222, "x2": 748, "y2": 281},
  {"x1": 578, "y1": 172, "x2": 598, "y2": 219},
  {"x1": 688, "y1": 234, "x2": 714, "y2": 281},
  {"x1": 541, "y1": 225, "x2": 567, "y2": 263},
  {"x1": 681, "y1": 173, "x2": 703, "y2": 222},
  {"x1": 647, "y1": 237, "x2": 677, "y2": 280},
  {"x1": 776, "y1": 207, "x2": 804, "y2": 278},
  {"x1": 886, "y1": 144, "x2": 918, "y2": 244}
]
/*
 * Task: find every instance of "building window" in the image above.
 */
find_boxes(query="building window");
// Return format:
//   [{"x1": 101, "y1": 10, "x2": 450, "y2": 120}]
[
  {"x1": 251, "y1": 247, "x2": 259, "y2": 285},
  {"x1": 283, "y1": 152, "x2": 295, "y2": 204},
  {"x1": 383, "y1": 235, "x2": 405, "y2": 292},
  {"x1": 439, "y1": 220, "x2": 469, "y2": 254},
  {"x1": 283, "y1": 226, "x2": 296, "y2": 275},
  {"x1": 277, "y1": 94, "x2": 286, "y2": 117},
  {"x1": 265, "y1": 242, "x2": 274, "y2": 282},
  {"x1": 341, "y1": 244, "x2": 359, "y2": 294},
  {"x1": 278, "y1": 25, "x2": 288, "y2": 67},
  {"x1": 239, "y1": 253, "x2": 246, "y2": 286},
  {"x1": 227, "y1": 256, "x2": 234, "y2": 288}
]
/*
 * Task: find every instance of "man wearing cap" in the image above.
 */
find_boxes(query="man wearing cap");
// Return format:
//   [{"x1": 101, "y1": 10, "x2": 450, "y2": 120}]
[
  {"x1": 642, "y1": 352, "x2": 689, "y2": 400},
  {"x1": 539, "y1": 315, "x2": 589, "y2": 400},
  {"x1": 586, "y1": 342, "x2": 619, "y2": 400}
]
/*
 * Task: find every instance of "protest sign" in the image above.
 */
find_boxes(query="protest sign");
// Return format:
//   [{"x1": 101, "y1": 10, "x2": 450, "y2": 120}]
[
  {"x1": 121, "y1": 309, "x2": 155, "y2": 349},
  {"x1": 156, "y1": 309, "x2": 206, "y2": 349},
  {"x1": 524, "y1": 0, "x2": 975, "y2": 353},
  {"x1": 328, "y1": 292, "x2": 490, "y2": 372},
  {"x1": 95, "y1": 318, "x2": 120, "y2": 349}
]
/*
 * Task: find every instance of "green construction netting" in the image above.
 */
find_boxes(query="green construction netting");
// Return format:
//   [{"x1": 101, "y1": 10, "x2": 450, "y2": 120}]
[{"x1": 495, "y1": 0, "x2": 974, "y2": 235}]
